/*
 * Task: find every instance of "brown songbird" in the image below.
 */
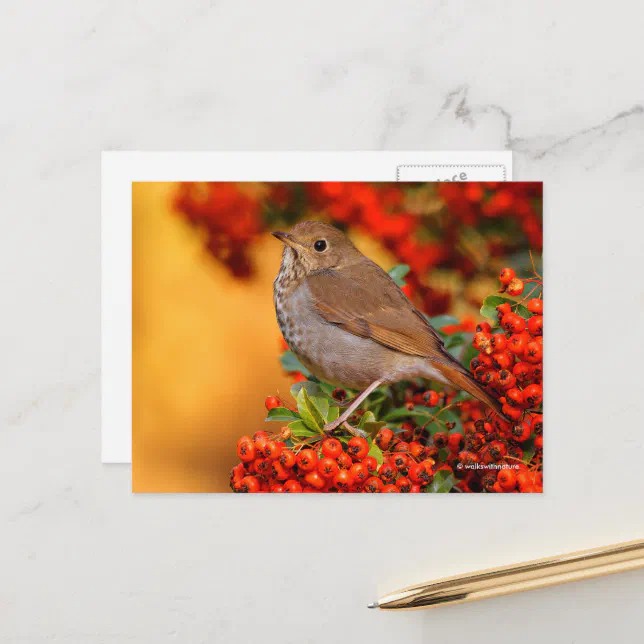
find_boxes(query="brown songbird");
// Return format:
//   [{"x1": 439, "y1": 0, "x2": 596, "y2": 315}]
[{"x1": 272, "y1": 221, "x2": 504, "y2": 435}]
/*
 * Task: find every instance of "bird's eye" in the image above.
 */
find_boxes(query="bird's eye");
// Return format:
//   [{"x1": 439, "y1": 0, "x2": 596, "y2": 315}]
[{"x1": 313, "y1": 239, "x2": 327, "y2": 252}]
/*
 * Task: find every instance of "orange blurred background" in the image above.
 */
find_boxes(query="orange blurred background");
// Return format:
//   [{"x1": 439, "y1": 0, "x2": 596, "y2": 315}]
[{"x1": 132, "y1": 183, "x2": 396, "y2": 492}]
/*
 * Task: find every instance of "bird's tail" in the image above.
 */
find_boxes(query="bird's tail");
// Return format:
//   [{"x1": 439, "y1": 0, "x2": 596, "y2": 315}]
[{"x1": 436, "y1": 362, "x2": 507, "y2": 421}]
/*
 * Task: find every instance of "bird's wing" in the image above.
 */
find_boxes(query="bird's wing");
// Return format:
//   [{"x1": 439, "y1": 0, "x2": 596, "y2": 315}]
[{"x1": 306, "y1": 262, "x2": 451, "y2": 363}]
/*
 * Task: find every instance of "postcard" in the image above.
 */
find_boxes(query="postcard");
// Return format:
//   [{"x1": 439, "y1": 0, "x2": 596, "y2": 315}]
[
  {"x1": 130, "y1": 179, "x2": 542, "y2": 493},
  {"x1": 102, "y1": 151, "x2": 513, "y2": 463}
]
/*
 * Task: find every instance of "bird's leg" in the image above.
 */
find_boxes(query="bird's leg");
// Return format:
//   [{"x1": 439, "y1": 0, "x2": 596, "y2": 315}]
[
  {"x1": 341, "y1": 421, "x2": 366, "y2": 439},
  {"x1": 324, "y1": 379, "x2": 383, "y2": 434}
]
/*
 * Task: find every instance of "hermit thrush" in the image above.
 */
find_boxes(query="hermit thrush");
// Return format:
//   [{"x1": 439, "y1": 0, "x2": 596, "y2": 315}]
[{"x1": 272, "y1": 222, "x2": 504, "y2": 435}]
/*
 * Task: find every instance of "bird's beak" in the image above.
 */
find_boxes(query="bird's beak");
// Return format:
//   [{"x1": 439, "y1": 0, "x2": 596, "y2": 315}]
[{"x1": 271, "y1": 231, "x2": 307, "y2": 252}]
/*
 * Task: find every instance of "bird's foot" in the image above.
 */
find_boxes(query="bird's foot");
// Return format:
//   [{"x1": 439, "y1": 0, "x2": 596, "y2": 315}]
[
  {"x1": 342, "y1": 422, "x2": 367, "y2": 438},
  {"x1": 323, "y1": 419, "x2": 367, "y2": 438},
  {"x1": 323, "y1": 418, "x2": 343, "y2": 433}
]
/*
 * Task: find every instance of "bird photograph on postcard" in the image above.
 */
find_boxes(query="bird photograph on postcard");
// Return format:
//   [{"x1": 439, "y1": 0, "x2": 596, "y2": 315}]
[{"x1": 133, "y1": 181, "x2": 543, "y2": 493}]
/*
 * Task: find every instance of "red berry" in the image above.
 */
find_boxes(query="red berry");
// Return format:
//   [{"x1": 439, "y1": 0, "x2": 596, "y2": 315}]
[
  {"x1": 396, "y1": 477, "x2": 412, "y2": 492},
  {"x1": 393, "y1": 441, "x2": 410, "y2": 453},
  {"x1": 271, "y1": 460, "x2": 291, "y2": 481},
  {"x1": 491, "y1": 351, "x2": 512, "y2": 370},
  {"x1": 333, "y1": 469, "x2": 354, "y2": 491},
  {"x1": 497, "y1": 369, "x2": 516, "y2": 390},
  {"x1": 408, "y1": 462, "x2": 432, "y2": 484},
  {"x1": 527, "y1": 315, "x2": 543, "y2": 337},
  {"x1": 490, "y1": 334, "x2": 507, "y2": 352},
  {"x1": 238, "y1": 476, "x2": 260, "y2": 493},
  {"x1": 399, "y1": 422, "x2": 414, "y2": 441},
  {"x1": 433, "y1": 432, "x2": 448, "y2": 449},
  {"x1": 375, "y1": 428, "x2": 394, "y2": 451},
  {"x1": 508, "y1": 332, "x2": 528, "y2": 356},
  {"x1": 265, "y1": 396, "x2": 281, "y2": 411},
  {"x1": 528, "y1": 298, "x2": 543, "y2": 314},
  {"x1": 513, "y1": 362, "x2": 532, "y2": 384},
  {"x1": 524, "y1": 340, "x2": 543, "y2": 364},
  {"x1": 283, "y1": 480, "x2": 303, "y2": 493},
  {"x1": 318, "y1": 457, "x2": 339, "y2": 479},
  {"x1": 336, "y1": 452, "x2": 353, "y2": 470},
  {"x1": 530, "y1": 414, "x2": 543, "y2": 435},
  {"x1": 447, "y1": 433, "x2": 464, "y2": 453},
  {"x1": 296, "y1": 449, "x2": 318, "y2": 472},
  {"x1": 263, "y1": 440, "x2": 282, "y2": 460},
  {"x1": 499, "y1": 267, "x2": 516, "y2": 285},
  {"x1": 496, "y1": 302, "x2": 512, "y2": 317},
  {"x1": 392, "y1": 453, "x2": 410, "y2": 475},
  {"x1": 236, "y1": 440, "x2": 256, "y2": 463},
  {"x1": 363, "y1": 477, "x2": 383, "y2": 493},
  {"x1": 379, "y1": 463, "x2": 397, "y2": 484},
  {"x1": 347, "y1": 436, "x2": 369, "y2": 460},
  {"x1": 382, "y1": 484, "x2": 400, "y2": 493},
  {"x1": 253, "y1": 434, "x2": 268, "y2": 456},
  {"x1": 476, "y1": 321, "x2": 492, "y2": 334},
  {"x1": 498, "y1": 469, "x2": 517, "y2": 491},
  {"x1": 423, "y1": 390, "x2": 440, "y2": 407},
  {"x1": 409, "y1": 441, "x2": 425, "y2": 459},
  {"x1": 279, "y1": 450, "x2": 296, "y2": 469},
  {"x1": 270, "y1": 484, "x2": 285, "y2": 493},
  {"x1": 523, "y1": 384, "x2": 543, "y2": 407},
  {"x1": 506, "y1": 278, "x2": 524, "y2": 296},
  {"x1": 304, "y1": 470, "x2": 326, "y2": 490},
  {"x1": 349, "y1": 463, "x2": 369, "y2": 486},
  {"x1": 321, "y1": 438, "x2": 343, "y2": 459},
  {"x1": 534, "y1": 435, "x2": 543, "y2": 450},
  {"x1": 502, "y1": 403, "x2": 523, "y2": 421},
  {"x1": 362, "y1": 456, "x2": 378, "y2": 473},
  {"x1": 473, "y1": 331, "x2": 493, "y2": 355},
  {"x1": 501, "y1": 313, "x2": 525, "y2": 333},
  {"x1": 511, "y1": 421, "x2": 531, "y2": 442},
  {"x1": 506, "y1": 387, "x2": 524, "y2": 408}
]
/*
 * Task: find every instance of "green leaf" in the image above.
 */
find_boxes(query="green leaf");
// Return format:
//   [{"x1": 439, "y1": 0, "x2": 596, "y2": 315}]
[
  {"x1": 287, "y1": 420, "x2": 319, "y2": 438},
  {"x1": 296, "y1": 387, "x2": 325, "y2": 433},
  {"x1": 388, "y1": 264, "x2": 410, "y2": 287},
  {"x1": 265, "y1": 407, "x2": 300, "y2": 422},
  {"x1": 367, "y1": 439, "x2": 384, "y2": 465},
  {"x1": 318, "y1": 382, "x2": 338, "y2": 397},
  {"x1": 480, "y1": 295, "x2": 529, "y2": 320},
  {"x1": 364, "y1": 422, "x2": 386, "y2": 438},
  {"x1": 358, "y1": 411, "x2": 385, "y2": 438},
  {"x1": 309, "y1": 395, "x2": 330, "y2": 421},
  {"x1": 326, "y1": 405, "x2": 340, "y2": 423},
  {"x1": 428, "y1": 314, "x2": 460, "y2": 330},
  {"x1": 383, "y1": 405, "x2": 434, "y2": 422},
  {"x1": 425, "y1": 470, "x2": 455, "y2": 493},
  {"x1": 290, "y1": 381, "x2": 324, "y2": 399},
  {"x1": 439, "y1": 409, "x2": 463, "y2": 433},
  {"x1": 359, "y1": 411, "x2": 377, "y2": 429},
  {"x1": 280, "y1": 351, "x2": 311, "y2": 376},
  {"x1": 520, "y1": 437, "x2": 536, "y2": 464},
  {"x1": 459, "y1": 343, "x2": 478, "y2": 370}
]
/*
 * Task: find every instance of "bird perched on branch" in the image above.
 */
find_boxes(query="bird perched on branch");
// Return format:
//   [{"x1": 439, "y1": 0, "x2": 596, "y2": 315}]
[{"x1": 272, "y1": 221, "x2": 504, "y2": 436}]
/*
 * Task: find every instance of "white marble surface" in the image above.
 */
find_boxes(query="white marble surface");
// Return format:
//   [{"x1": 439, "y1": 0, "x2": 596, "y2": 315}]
[{"x1": 2, "y1": 2, "x2": 644, "y2": 642}]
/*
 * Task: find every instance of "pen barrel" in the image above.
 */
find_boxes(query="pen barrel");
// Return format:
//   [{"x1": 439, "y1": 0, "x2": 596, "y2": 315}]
[{"x1": 379, "y1": 539, "x2": 644, "y2": 610}]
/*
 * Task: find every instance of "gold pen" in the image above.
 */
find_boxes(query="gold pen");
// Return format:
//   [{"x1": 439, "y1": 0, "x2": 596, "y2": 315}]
[{"x1": 369, "y1": 539, "x2": 644, "y2": 611}]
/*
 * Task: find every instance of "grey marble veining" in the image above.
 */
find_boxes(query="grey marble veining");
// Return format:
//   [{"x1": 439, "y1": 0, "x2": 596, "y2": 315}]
[{"x1": 2, "y1": 2, "x2": 643, "y2": 643}]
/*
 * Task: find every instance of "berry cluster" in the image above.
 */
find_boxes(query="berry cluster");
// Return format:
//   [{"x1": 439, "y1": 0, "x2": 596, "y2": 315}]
[
  {"x1": 173, "y1": 182, "x2": 542, "y2": 317},
  {"x1": 231, "y1": 425, "x2": 447, "y2": 493},
  {"x1": 232, "y1": 261, "x2": 543, "y2": 493},
  {"x1": 471, "y1": 264, "x2": 543, "y2": 426}
]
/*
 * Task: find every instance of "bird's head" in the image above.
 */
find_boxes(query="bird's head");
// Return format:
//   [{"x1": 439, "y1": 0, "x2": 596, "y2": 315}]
[{"x1": 272, "y1": 222, "x2": 362, "y2": 273}]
